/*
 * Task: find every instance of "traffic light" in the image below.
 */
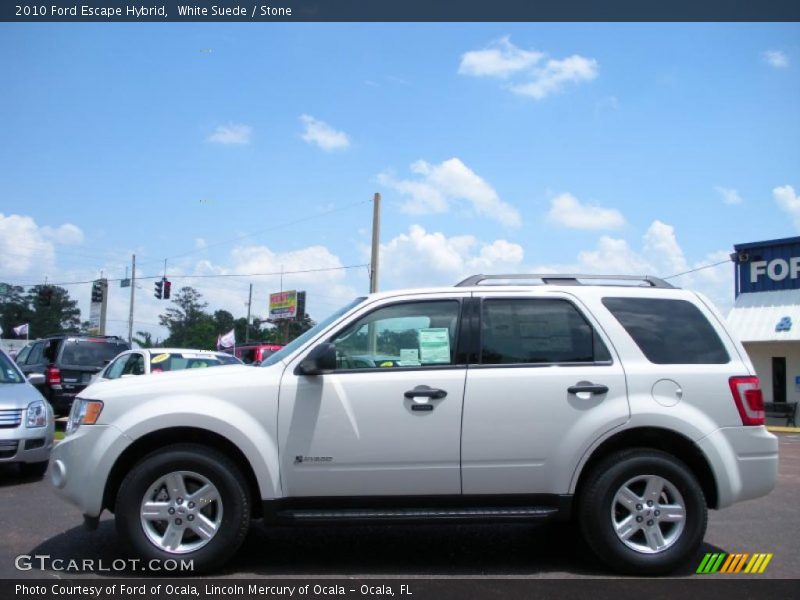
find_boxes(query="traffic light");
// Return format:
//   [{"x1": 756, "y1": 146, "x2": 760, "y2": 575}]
[
  {"x1": 163, "y1": 279, "x2": 171, "y2": 300},
  {"x1": 154, "y1": 279, "x2": 163, "y2": 299},
  {"x1": 91, "y1": 280, "x2": 104, "y2": 303}
]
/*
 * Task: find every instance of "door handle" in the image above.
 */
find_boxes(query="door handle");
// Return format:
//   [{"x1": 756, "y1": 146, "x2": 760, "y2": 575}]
[
  {"x1": 567, "y1": 383, "x2": 609, "y2": 395},
  {"x1": 404, "y1": 385, "x2": 448, "y2": 400}
]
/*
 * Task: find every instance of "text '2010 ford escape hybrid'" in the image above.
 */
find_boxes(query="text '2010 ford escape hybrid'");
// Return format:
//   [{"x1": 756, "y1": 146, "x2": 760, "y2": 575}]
[{"x1": 51, "y1": 274, "x2": 778, "y2": 574}]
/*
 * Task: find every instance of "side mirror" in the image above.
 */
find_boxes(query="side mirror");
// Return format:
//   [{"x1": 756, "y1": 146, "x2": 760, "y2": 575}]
[
  {"x1": 296, "y1": 343, "x2": 336, "y2": 376},
  {"x1": 103, "y1": 359, "x2": 111, "y2": 365},
  {"x1": 27, "y1": 373, "x2": 45, "y2": 386}
]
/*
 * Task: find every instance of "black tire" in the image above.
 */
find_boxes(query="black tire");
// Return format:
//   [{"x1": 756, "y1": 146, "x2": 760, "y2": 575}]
[
  {"x1": 578, "y1": 448, "x2": 707, "y2": 575},
  {"x1": 115, "y1": 444, "x2": 251, "y2": 573},
  {"x1": 20, "y1": 460, "x2": 49, "y2": 478}
]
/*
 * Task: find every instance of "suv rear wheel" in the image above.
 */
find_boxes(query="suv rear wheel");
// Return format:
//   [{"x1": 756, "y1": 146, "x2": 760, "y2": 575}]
[
  {"x1": 578, "y1": 448, "x2": 707, "y2": 575},
  {"x1": 115, "y1": 444, "x2": 250, "y2": 573}
]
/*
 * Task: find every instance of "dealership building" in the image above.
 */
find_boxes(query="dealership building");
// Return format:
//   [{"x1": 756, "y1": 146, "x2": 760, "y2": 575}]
[{"x1": 727, "y1": 236, "x2": 800, "y2": 423}]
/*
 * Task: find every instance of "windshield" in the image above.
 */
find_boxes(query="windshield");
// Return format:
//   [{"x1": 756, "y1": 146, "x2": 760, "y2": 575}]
[
  {"x1": 261, "y1": 297, "x2": 366, "y2": 367},
  {"x1": 60, "y1": 340, "x2": 130, "y2": 367},
  {"x1": 0, "y1": 352, "x2": 24, "y2": 384}
]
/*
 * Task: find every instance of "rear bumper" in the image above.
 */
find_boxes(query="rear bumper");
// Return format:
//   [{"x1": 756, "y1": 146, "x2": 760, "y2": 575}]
[{"x1": 698, "y1": 426, "x2": 779, "y2": 509}]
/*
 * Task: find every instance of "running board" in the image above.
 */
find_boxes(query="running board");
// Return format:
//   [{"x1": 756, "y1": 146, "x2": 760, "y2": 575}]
[{"x1": 276, "y1": 506, "x2": 559, "y2": 524}]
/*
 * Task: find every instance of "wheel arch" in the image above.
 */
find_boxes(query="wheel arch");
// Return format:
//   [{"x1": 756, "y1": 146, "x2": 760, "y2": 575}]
[
  {"x1": 102, "y1": 427, "x2": 264, "y2": 518},
  {"x1": 573, "y1": 427, "x2": 719, "y2": 509}
]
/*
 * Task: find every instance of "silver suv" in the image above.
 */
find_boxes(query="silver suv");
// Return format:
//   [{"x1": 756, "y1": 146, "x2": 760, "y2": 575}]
[{"x1": 51, "y1": 274, "x2": 778, "y2": 574}]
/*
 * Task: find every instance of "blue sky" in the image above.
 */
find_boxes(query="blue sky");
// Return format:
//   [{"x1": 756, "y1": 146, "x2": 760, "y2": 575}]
[{"x1": 1, "y1": 23, "x2": 799, "y2": 340}]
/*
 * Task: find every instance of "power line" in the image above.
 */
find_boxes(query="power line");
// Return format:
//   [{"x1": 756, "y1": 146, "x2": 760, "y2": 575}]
[
  {"x1": 663, "y1": 259, "x2": 732, "y2": 280},
  {"x1": 0, "y1": 263, "x2": 370, "y2": 288},
  {"x1": 138, "y1": 198, "x2": 371, "y2": 266}
]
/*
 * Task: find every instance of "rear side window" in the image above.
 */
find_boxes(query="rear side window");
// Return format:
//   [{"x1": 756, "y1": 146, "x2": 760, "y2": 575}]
[
  {"x1": 480, "y1": 299, "x2": 611, "y2": 365},
  {"x1": 60, "y1": 340, "x2": 130, "y2": 367},
  {"x1": 602, "y1": 297, "x2": 729, "y2": 364}
]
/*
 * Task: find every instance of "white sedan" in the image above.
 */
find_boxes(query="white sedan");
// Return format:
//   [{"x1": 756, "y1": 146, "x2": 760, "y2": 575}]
[{"x1": 95, "y1": 348, "x2": 242, "y2": 382}]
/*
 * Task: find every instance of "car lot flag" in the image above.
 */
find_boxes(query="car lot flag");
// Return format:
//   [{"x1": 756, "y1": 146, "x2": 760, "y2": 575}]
[
  {"x1": 13, "y1": 323, "x2": 29, "y2": 337},
  {"x1": 217, "y1": 328, "x2": 235, "y2": 350}
]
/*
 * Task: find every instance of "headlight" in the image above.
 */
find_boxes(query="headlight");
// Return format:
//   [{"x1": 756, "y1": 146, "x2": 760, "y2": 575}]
[
  {"x1": 66, "y1": 399, "x2": 104, "y2": 435},
  {"x1": 26, "y1": 400, "x2": 47, "y2": 428}
]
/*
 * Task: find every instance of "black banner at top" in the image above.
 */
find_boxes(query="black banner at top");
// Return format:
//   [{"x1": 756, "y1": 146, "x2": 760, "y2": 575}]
[{"x1": 2, "y1": 0, "x2": 800, "y2": 23}]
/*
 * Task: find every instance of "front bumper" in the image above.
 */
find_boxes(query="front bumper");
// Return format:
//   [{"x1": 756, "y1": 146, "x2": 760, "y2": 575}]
[
  {"x1": 697, "y1": 426, "x2": 779, "y2": 509},
  {"x1": 50, "y1": 424, "x2": 132, "y2": 518},
  {"x1": 0, "y1": 418, "x2": 54, "y2": 465}
]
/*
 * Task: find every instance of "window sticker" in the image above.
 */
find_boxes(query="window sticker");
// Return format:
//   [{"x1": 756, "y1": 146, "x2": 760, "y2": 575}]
[
  {"x1": 151, "y1": 353, "x2": 170, "y2": 364},
  {"x1": 400, "y1": 348, "x2": 421, "y2": 366},
  {"x1": 418, "y1": 328, "x2": 450, "y2": 364}
]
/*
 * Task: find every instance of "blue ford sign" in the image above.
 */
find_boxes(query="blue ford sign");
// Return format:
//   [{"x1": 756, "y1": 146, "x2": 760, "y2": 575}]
[{"x1": 735, "y1": 236, "x2": 800, "y2": 296}]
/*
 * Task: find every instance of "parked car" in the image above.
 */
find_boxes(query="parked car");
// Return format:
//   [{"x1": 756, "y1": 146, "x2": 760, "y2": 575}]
[
  {"x1": 16, "y1": 334, "x2": 130, "y2": 416},
  {"x1": 51, "y1": 274, "x2": 777, "y2": 574},
  {"x1": 227, "y1": 343, "x2": 283, "y2": 365},
  {"x1": 94, "y1": 349, "x2": 242, "y2": 382},
  {"x1": 0, "y1": 348, "x2": 54, "y2": 477}
]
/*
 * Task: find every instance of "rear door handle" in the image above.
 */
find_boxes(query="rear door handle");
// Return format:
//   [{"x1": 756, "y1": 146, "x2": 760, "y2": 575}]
[
  {"x1": 404, "y1": 385, "x2": 448, "y2": 400},
  {"x1": 568, "y1": 383, "x2": 609, "y2": 395}
]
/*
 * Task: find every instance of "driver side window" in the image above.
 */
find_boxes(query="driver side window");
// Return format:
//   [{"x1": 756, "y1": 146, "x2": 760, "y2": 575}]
[{"x1": 329, "y1": 300, "x2": 460, "y2": 370}]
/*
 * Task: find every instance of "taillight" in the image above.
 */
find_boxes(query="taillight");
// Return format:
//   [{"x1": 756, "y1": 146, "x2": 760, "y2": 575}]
[
  {"x1": 729, "y1": 376, "x2": 765, "y2": 426},
  {"x1": 46, "y1": 366, "x2": 61, "y2": 385}
]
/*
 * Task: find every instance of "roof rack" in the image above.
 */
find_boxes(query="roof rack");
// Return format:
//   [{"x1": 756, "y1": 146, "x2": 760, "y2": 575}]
[{"x1": 454, "y1": 274, "x2": 675, "y2": 289}]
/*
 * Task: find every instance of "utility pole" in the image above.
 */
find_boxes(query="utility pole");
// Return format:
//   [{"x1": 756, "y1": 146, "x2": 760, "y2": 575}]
[
  {"x1": 368, "y1": 193, "x2": 381, "y2": 355},
  {"x1": 245, "y1": 283, "x2": 253, "y2": 343},
  {"x1": 369, "y1": 192, "x2": 381, "y2": 293},
  {"x1": 128, "y1": 254, "x2": 136, "y2": 344}
]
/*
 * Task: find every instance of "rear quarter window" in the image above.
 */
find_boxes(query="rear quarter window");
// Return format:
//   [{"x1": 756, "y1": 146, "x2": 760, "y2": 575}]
[{"x1": 602, "y1": 297, "x2": 729, "y2": 365}]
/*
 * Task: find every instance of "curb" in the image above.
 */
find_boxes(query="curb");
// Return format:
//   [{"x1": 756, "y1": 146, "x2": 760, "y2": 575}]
[{"x1": 767, "y1": 426, "x2": 800, "y2": 434}]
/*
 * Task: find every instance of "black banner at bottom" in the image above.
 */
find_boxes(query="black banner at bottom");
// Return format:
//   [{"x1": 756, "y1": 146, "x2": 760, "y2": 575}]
[{"x1": 4, "y1": 578, "x2": 799, "y2": 600}]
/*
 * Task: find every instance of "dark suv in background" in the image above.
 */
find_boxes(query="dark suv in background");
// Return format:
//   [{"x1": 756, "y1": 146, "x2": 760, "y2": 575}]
[{"x1": 15, "y1": 335, "x2": 130, "y2": 415}]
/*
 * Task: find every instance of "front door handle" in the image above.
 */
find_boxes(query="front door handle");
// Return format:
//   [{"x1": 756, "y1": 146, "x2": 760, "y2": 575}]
[
  {"x1": 404, "y1": 385, "x2": 448, "y2": 400},
  {"x1": 568, "y1": 382, "x2": 609, "y2": 395}
]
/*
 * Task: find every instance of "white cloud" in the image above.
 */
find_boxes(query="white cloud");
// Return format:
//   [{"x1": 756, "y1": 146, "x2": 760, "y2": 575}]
[
  {"x1": 378, "y1": 158, "x2": 521, "y2": 227},
  {"x1": 458, "y1": 36, "x2": 544, "y2": 78},
  {"x1": 774, "y1": 184, "x2": 800, "y2": 229},
  {"x1": 41, "y1": 223, "x2": 85, "y2": 245},
  {"x1": 378, "y1": 225, "x2": 524, "y2": 289},
  {"x1": 194, "y1": 238, "x2": 207, "y2": 249},
  {"x1": 0, "y1": 214, "x2": 85, "y2": 275},
  {"x1": 763, "y1": 50, "x2": 789, "y2": 69},
  {"x1": 207, "y1": 123, "x2": 252, "y2": 145},
  {"x1": 509, "y1": 55, "x2": 598, "y2": 100},
  {"x1": 300, "y1": 115, "x2": 350, "y2": 151},
  {"x1": 714, "y1": 186, "x2": 743, "y2": 205},
  {"x1": 459, "y1": 37, "x2": 598, "y2": 100},
  {"x1": 547, "y1": 193, "x2": 625, "y2": 230}
]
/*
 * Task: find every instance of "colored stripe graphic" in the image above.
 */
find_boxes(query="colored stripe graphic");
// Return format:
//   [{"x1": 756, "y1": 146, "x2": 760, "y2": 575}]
[{"x1": 697, "y1": 552, "x2": 772, "y2": 574}]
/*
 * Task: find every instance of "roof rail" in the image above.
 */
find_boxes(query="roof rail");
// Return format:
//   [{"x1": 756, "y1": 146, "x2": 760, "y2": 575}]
[
  {"x1": 454, "y1": 274, "x2": 675, "y2": 289},
  {"x1": 42, "y1": 333, "x2": 126, "y2": 340}
]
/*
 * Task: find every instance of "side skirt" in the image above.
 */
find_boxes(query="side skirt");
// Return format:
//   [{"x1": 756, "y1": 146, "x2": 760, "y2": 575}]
[{"x1": 261, "y1": 494, "x2": 572, "y2": 526}]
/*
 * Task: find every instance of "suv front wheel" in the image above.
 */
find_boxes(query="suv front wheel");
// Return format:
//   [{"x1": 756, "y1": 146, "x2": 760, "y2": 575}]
[
  {"x1": 115, "y1": 444, "x2": 251, "y2": 573},
  {"x1": 578, "y1": 448, "x2": 707, "y2": 575}
]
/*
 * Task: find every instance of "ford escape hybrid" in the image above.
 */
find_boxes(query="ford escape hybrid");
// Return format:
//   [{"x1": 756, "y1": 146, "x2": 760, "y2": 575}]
[{"x1": 51, "y1": 274, "x2": 778, "y2": 574}]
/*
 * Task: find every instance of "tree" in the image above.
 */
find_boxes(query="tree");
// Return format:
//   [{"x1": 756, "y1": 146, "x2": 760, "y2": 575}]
[
  {"x1": 0, "y1": 284, "x2": 80, "y2": 339},
  {"x1": 133, "y1": 330, "x2": 154, "y2": 349},
  {"x1": 159, "y1": 286, "x2": 216, "y2": 348},
  {"x1": 24, "y1": 285, "x2": 81, "y2": 337},
  {"x1": 0, "y1": 283, "x2": 32, "y2": 338}
]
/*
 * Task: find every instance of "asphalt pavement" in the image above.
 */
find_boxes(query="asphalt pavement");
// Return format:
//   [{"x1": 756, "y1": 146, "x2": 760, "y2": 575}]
[{"x1": 1, "y1": 433, "x2": 798, "y2": 580}]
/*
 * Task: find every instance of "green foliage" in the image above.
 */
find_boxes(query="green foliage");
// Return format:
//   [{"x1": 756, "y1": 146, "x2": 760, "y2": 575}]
[
  {"x1": 158, "y1": 286, "x2": 315, "y2": 349},
  {"x1": 0, "y1": 283, "x2": 80, "y2": 338}
]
